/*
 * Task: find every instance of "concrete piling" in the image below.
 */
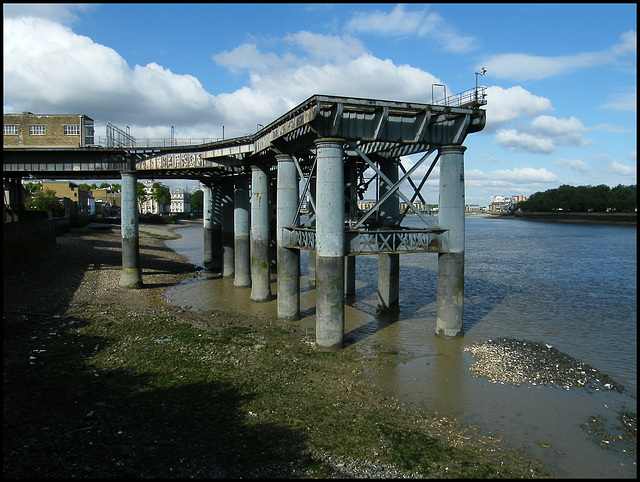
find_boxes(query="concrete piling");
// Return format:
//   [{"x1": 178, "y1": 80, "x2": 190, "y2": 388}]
[
  {"x1": 250, "y1": 165, "x2": 272, "y2": 302},
  {"x1": 436, "y1": 145, "x2": 466, "y2": 338},
  {"x1": 233, "y1": 177, "x2": 251, "y2": 287},
  {"x1": 276, "y1": 154, "x2": 300, "y2": 320},
  {"x1": 314, "y1": 139, "x2": 345, "y2": 349},
  {"x1": 119, "y1": 170, "x2": 142, "y2": 288}
]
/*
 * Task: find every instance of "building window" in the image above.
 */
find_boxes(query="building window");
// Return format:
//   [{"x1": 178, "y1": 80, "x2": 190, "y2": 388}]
[
  {"x1": 29, "y1": 125, "x2": 46, "y2": 135},
  {"x1": 3, "y1": 125, "x2": 18, "y2": 135},
  {"x1": 64, "y1": 125, "x2": 80, "y2": 135}
]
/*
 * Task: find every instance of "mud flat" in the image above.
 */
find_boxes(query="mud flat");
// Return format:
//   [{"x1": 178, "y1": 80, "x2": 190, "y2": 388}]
[{"x1": 4, "y1": 221, "x2": 554, "y2": 478}]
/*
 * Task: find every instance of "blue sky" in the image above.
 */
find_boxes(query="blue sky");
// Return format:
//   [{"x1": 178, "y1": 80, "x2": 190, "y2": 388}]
[{"x1": 4, "y1": 3, "x2": 636, "y2": 205}]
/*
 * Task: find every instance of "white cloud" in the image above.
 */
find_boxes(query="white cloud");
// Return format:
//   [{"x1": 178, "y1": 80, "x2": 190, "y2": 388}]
[
  {"x1": 4, "y1": 16, "x2": 218, "y2": 128},
  {"x1": 530, "y1": 116, "x2": 593, "y2": 147},
  {"x1": 494, "y1": 115, "x2": 593, "y2": 154},
  {"x1": 481, "y1": 30, "x2": 636, "y2": 81},
  {"x1": 2, "y1": 3, "x2": 93, "y2": 23},
  {"x1": 602, "y1": 92, "x2": 637, "y2": 112},
  {"x1": 484, "y1": 86, "x2": 553, "y2": 129},
  {"x1": 596, "y1": 154, "x2": 636, "y2": 177},
  {"x1": 212, "y1": 43, "x2": 294, "y2": 74},
  {"x1": 4, "y1": 12, "x2": 448, "y2": 138},
  {"x1": 346, "y1": 4, "x2": 476, "y2": 53},
  {"x1": 212, "y1": 51, "x2": 443, "y2": 135},
  {"x1": 285, "y1": 31, "x2": 367, "y2": 63},
  {"x1": 555, "y1": 159, "x2": 590, "y2": 174},
  {"x1": 494, "y1": 129, "x2": 556, "y2": 154}
]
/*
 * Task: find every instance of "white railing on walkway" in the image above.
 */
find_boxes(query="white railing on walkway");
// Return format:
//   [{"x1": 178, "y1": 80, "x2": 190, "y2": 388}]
[{"x1": 432, "y1": 87, "x2": 487, "y2": 107}]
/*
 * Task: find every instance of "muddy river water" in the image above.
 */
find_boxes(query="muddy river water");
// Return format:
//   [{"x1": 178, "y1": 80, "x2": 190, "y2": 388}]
[{"x1": 165, "y1": 215, "x2": 636, "y2": 477}]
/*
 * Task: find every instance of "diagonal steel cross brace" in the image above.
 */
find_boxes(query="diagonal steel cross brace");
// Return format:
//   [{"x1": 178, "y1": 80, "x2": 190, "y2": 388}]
[
  {"x1": 397, "y1": 152, "x2": 440, "y2": 224},
  {"x1": 291, "y1": 154, "x2": 317, "y2": 227},
  {"x1": 350, "y1": 142, "x2": 438, "y2": 229}
]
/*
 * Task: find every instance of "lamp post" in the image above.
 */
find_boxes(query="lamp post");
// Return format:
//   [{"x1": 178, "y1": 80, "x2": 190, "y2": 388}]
[{"x1": 475, "y1": 68, "x2": 486, "y2": 100}]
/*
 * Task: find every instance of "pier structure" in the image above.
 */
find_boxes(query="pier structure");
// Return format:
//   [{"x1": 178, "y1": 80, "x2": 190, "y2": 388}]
[{"x1": 3, "y1": 90, "x2": 487, "y2": 346}]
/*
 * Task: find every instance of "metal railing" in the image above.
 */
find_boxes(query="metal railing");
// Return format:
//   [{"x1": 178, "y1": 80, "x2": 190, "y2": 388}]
[
  {"x1": 92, "y1": 137, "x2": 221, "y2": 148},
  {"x1": 432, "y1": 87, "x2": 487, "y2": 108},
  {"x1": 283, "y1": 226, "x2": 446, "y2": 254}
]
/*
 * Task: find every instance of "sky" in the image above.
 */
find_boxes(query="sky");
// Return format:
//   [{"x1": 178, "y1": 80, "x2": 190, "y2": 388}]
[{"x1": 3, "y1": 3, "x2": 637, "y2": 206}]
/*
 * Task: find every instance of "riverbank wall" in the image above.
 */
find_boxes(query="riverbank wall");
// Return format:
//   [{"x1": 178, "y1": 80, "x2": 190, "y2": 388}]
[{"x1": 503, "y1": 211, "x2": 636, "y2": 225}]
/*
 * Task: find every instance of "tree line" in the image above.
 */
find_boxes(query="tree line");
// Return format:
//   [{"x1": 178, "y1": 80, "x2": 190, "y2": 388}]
[{"x1": 517, "y1": 184, "x2": 636, "y2": 213}]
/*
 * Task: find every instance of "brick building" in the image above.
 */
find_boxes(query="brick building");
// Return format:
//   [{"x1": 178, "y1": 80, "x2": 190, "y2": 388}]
[
  {"x1": 3, "y1": 112, "x2": 95, "y2": 147},
  {"x1": 41, "y1": 181, "x2": 91, "y2": 216}
]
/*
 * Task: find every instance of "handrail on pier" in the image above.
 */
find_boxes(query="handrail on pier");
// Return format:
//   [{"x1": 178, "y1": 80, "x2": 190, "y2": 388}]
[{"x1": 432, "y1": 87, "x2": 487, "y2": 108}]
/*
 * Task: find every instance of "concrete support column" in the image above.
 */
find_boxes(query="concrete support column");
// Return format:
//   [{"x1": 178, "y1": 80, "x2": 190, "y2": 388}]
[
  {"x1": 221, "y1": 180, "x2": 235, "y2": 277},
  {"x1": 119, "y1": 170, "x2": 142, "y2": 288},
  {"x1": 233, "y1": 177, "x2": 251, "y2": 287},
  {"x1": 203, "y1": 184, "x2": 213, "y2": 269},
  {"x1": 315, "y1": 139, "x2": 345, "y2": 349},
  {"x1": 377, "y1": 159, "x2": 400, "y2": 312},
  {"x1": 250, "y1": 165, "x2": 272, "y2": 302},
  {"x1": 210, "y1": 181, "x2": 223, "y2": 274},
  {"x1": 436, "y1": 145, "x2": 466, "y2": 338},
  {"x1": 276, "y1": 154, "x2": 300, "y2": 320}
]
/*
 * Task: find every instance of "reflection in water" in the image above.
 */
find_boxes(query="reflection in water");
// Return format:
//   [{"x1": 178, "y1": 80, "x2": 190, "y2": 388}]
[{"x1": 165, "y1": 218, "x2": 636, "y2": 478}]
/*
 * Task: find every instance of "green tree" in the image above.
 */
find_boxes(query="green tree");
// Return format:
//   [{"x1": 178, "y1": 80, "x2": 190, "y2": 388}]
[
  {"x1": 79, "y1": 183, "x2": 92, "y2": 192},
  {"x1": 190, "y1": 189, "x2": 203, "y2": 211},
  {"x1": 137, "y1": 182, "x2": 148, "y2": 203},
  {"x1": 99, "y1": 182, "x2": 111, "y2": 189},
  {"x1": 25, "y1": 188, "x2": 64, "y2": 217},
  {"x1": 609, "y1": 184, "x2": 636, "y2": 212},
  {"x1": 110, "y1": 184, "x2": 121, "y2": 192},
  {"x1": 151, "y1": 182, "x2": 171, "y2": 210},
  {"x1": 518, "y1": 184, "x2": 636, "y2": 213},
  {"x1": 23, "y1": 182, "x2": 42, "y2": 195}
]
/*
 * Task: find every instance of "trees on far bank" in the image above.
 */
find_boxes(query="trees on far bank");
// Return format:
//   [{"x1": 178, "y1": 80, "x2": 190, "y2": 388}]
[{"x1": 518, "y1": 184, "x2": 636, "y2": 213}]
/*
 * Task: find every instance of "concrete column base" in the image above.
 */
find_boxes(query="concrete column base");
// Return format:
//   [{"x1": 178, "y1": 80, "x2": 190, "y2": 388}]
[
  {"x1": 277, "y1": 246, "x2": 300, "y2": 320},
  {"x1": 233, "y1": 235, "x2": 251, "y2": 287},
  {"x1": 377, "y1": 253, "x2": 399, "y2": 313},
  {"x1": 435, "y1": 252, "x2": 464, "y2": 338},
  {"x1": 250, "y1": 239, "x2": 272, "y2": 302},
  {"x1": 316, "y1": 256, "x2": 344, "y2": 349}
]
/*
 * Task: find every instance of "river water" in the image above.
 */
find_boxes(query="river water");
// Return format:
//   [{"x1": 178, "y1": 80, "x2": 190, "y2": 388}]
[{"x1": 165, "y1": 216, "x2": 636, "y2": 477}]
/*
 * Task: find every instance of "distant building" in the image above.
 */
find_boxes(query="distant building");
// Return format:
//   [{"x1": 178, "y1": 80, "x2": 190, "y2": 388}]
[
  {"x1": 3, "y1": 112, "x2": 95, "y2": 147},
  {"x1": 488, "y1": 194, "x2": 527, "y2": 212},
  {"x1": 91, "y1": 188, "x2": 121, "y2": 217},
  {"x1": 91, "y1": 188, "x2": 121, "y2": 208},
  {"x1": 399, "y1": 201, "x2": 426, "y2": 213},
  {"x1": 139, "y1": 181, "x2": 170, "y2": 215},
  {"x1": 466, "y1": 204, "x2": 481, "y2": 213},
  {"x1": 41, "y1": 181, "x2": 91, "y2": 216},
  {"x1": 170, "y1": 188, "x2": 191, "y2": 213}
]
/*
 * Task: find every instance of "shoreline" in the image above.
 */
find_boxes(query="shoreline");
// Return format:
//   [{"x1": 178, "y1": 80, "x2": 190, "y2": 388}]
[
  {"x1": 468, "y1": 211, "x2": 636, "y2": 226},
  {"x1": 4, "y1": 220, "x2": 554, "y2": 477}
]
